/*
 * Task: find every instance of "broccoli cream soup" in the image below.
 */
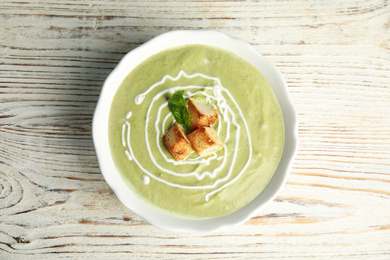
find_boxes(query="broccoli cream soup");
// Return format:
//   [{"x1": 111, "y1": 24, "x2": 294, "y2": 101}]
[{"x1": 108, "y1": 44, "x2": 284, "y2": 219}]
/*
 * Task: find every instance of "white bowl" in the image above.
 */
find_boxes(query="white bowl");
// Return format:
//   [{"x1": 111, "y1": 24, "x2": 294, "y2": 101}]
[{"x1": 93, "y1": 30, "x2": 297, "y2": 233}]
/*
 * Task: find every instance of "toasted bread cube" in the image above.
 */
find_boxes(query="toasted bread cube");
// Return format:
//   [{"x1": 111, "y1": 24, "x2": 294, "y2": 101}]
[
  {"x1": 187, "y1": 127, "x2": 224, "y2": 157},
  {"x1": 187, "y1": 98, "x2": 218, "y2": 130},
  {"x1": 163, "y1": 122, "x2": 194, "y2": 161}
]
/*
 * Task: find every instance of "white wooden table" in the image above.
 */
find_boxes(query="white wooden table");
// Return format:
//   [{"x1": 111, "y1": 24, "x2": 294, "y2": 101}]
[{"x1": 1, "y1": 0, "x2": 389, "y2": 258}]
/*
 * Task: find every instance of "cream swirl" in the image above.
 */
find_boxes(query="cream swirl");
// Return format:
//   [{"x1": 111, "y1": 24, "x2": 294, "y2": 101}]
[{"x1": 122, "y1": 70, "x2": 252, "y2": 201}]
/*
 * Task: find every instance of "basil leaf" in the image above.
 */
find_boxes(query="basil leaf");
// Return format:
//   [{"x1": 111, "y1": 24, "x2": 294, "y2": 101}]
[
  {"x1": 181, "y1": 106, "x2": 192, "y2": 130},
  {"x1": 171, "y1": 109, "x2": 184, "y2": 125},
  {"x1": 168, "y1": 90, "x2": 192, "y2": 131}
]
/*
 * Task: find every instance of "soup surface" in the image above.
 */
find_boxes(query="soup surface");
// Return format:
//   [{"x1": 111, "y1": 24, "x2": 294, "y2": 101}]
[{"x1": 108, "y1": 44, "x2": 284, "y2": 219}]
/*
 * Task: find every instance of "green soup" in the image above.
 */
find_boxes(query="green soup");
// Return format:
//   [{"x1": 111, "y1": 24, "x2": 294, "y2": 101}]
[{"x1": 108, "y1": 44, "x2": 284, "y2": 219}]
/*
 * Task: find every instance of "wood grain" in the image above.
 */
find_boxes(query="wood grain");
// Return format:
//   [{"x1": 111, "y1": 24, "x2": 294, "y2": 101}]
[{"x1": 1, "y1": 0, "x2": 389, "y2": 258}]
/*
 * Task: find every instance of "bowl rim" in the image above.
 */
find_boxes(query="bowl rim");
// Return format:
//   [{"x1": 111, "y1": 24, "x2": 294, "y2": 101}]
[{"x1": 93, "y1": 29, "x2": 298, "y2": 233}]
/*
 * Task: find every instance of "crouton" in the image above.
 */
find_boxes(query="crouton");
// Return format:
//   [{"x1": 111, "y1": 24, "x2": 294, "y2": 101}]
[
  {"x1": 163, "y1": 122, "x2": 194, "y2": 161},
  {"x1": 187, "y1": 98, "x2": 218, "y2": 130},
  {"x1": 187, "y1": 127, "x2": 224, "y2": 157}
]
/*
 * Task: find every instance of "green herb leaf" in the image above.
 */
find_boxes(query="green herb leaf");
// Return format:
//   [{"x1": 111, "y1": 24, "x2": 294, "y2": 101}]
[{"x1": 168, "y1": 90, "x2": 192, "y2": 131}]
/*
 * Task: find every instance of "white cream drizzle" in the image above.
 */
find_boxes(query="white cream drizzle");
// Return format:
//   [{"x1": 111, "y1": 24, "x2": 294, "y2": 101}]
[
  {"x1": 122, "y1": 70, "x2": 252, "y2": 201},
  {"x1": 142, "y1": 175, "x2": 150, "y2": 185}
]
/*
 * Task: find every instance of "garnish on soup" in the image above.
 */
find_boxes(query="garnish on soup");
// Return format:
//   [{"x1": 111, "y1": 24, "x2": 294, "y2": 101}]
[{"x1": 163, "y1": 91, "x2": 224, "y2": 161}]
